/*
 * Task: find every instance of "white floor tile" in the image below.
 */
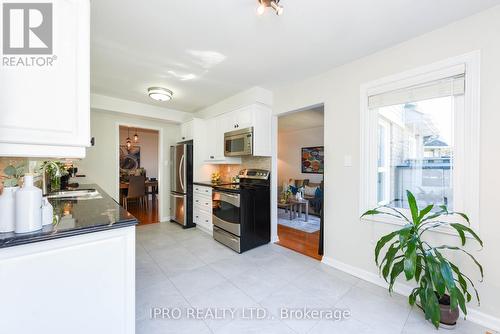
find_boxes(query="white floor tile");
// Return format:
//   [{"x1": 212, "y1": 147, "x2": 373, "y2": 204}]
[
  {"x1": 169, "y1": 265, "x2": 227, "y2": 299},
  {"x1": 135, "y1": 226, "x2": 490, "y2": 334},
  {"x1": 215, "y1": 318, "x2": 296, "y2": 334},
  {"x1": 231, "y1": 267, "x2": 288, "y2": 302}
]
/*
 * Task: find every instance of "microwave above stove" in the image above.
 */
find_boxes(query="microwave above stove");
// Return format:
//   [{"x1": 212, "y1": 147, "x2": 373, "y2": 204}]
[{"x1": 224, "y1": 127, "x2": 253, "y2": 157}]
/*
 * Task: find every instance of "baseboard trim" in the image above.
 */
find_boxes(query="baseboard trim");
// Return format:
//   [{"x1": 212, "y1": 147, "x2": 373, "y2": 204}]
[
  {"x1": 160, "y1": 217, "x2": 171, "y2": 223},
  {"x1": 321, "y1": 256, "x2": 500, "y2": 332}
]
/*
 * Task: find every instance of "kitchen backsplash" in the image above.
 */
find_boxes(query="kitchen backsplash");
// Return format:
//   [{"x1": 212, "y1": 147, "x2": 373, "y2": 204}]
[
  {"x1": 0, "y1": 157, "x2": 28, "y2": 179},
  {"x1": 216, "y1": 156, "x2": 271, "y2": 182}
]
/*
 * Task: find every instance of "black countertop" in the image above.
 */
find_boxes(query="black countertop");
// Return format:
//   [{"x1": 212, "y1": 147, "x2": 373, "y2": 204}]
[
  {"x1": 194, "y1": 181, "x2": 234, "y2": 187},
  {"x1": 0, "y1": 184, "x2": 138, "y2": 249}
]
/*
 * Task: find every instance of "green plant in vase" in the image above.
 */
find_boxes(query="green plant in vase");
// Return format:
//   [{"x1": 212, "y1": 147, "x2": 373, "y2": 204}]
[{"x1": 361, "y1": 191, "x2": 483, "y2": 329}]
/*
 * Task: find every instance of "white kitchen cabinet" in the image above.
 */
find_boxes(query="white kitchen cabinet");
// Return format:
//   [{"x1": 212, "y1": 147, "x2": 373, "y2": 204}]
[
  {"x1": 179, "y1": 120, "x2": 194, "y2": 142},
  {"x1": 203, "y1": 116, "x2": 241, "y2": 164},
  {"x1": 193, "y1": 185, "x2": 212, "y2": 234},
  {"x1": 224, "y1": 107, "x2": 253, "y2": 132},
  {"x1": 224, "y1": 104, "x2": 272, "y2": 156},
  {"x1": 0, "y1": 0, "x2": 90, "y2": 159},
  {"x1": 0, "y1": 226, "x2": 135, "y2": 334}
]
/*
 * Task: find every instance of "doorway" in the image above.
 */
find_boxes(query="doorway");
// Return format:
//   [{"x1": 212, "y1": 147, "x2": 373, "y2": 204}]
[
  {"x1": 118, "y1": 125, "x2": 160, "y2": 225},
  {"x1": 276, "y1": 105, "x2": 324, "y2": 260}
]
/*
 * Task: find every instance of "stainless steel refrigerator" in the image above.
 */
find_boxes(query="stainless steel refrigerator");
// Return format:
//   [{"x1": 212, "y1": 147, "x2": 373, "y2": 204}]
[{"x1": 170, "y1": 143, "x2": 194, "y2": 228}]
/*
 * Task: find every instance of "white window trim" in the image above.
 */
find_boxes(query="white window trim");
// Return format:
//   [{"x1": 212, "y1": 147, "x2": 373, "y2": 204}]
[
  {"x1": 377, "y1": 118, "x2": 391, "y2": 205},
  {"x1": 359, "y1": 51, "x2": 481, "y2": 234}
]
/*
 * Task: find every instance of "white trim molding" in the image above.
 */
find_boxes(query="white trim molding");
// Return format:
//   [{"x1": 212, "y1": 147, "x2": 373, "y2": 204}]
[
  {"x1": 322, "y1": 256, "x2": 500, "y2": 332},
  {"x1": 359, "y1": 51, "x2": 481, "y2": 232}
]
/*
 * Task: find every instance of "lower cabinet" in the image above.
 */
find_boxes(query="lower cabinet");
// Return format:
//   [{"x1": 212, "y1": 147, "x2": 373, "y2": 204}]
[
  {"x1": 0, "y1": 227, "x2": 135, "y2": 334},
  {"x1": 193, "y1": 185, "x2": 212, "y2": 234}
]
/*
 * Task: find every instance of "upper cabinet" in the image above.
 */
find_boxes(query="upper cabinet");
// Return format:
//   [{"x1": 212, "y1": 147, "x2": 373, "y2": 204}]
[
  {"x1": 179, "y1": 120, "x2": 194, "y2": 142},
  {"x1": 0, "y1": 0, "x2": 90, "y2": 158},
  {"x1": 201, "y1": 104, "x2": 272, "y2": 162},
  {"x1": 225, "y1": 104, "x2": 272, "y2": 157}
]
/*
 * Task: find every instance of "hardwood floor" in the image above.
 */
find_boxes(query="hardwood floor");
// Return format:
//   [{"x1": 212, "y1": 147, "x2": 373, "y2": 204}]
[
  {"x1": 125, "y1": 198, "x2": 159, "y2": 226},
  {"x1": 276, "y1": 224, "x2": 322, "y2": 260}
]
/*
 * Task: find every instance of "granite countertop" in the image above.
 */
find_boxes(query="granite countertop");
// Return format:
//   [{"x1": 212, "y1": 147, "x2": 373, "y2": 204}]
[
  {"x1": 0, "y1": 184, "x2": 137, "y2": 249},
  {"x1": 194, "y1": 181, "x2": 232, "y2": 187},
  {"x1": 193, "y1": 181, "x2": 218, "y2": 187}
]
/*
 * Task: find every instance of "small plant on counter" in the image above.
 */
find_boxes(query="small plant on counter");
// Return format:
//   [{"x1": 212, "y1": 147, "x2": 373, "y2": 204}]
[
  {"x1": 2, "y1": 164, "x2": 25, "y2": 188},
  {"x1": 211, "y1": 171, "x2": 221, "y2": 184},
  {"x1": 361, "y1": 190, "x2": 483, "y2": 329}
]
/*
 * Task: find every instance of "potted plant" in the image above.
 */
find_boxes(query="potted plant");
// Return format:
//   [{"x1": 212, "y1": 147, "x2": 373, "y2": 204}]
[
  {"x1": 361, "y1": 190, "x2": 483, "y2": 329},
  {"x1": 0, "y1": 164, "x2": 24, "y2": 232}
]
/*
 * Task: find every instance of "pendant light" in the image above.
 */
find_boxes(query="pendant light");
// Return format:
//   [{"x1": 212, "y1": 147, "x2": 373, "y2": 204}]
[
  {"x1": 126, "y1": 127, "x2": 132, "y2": 150},
  {"x1": 134, "y1": 128, "x2": 139, "y2": 143}
]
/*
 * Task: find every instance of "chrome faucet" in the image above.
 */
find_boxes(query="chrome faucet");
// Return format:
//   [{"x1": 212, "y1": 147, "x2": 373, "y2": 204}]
[{"x1": 41, "y1": 161, "x2": 61, "y2": 196}]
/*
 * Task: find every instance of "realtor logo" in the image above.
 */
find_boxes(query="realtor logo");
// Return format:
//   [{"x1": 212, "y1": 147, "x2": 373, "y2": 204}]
[{"x1": 2, "y1": 3, "x2": 53, "y2": 55}]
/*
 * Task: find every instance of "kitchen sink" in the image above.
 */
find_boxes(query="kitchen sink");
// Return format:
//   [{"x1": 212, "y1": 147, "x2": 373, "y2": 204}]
[{"x1": 45, "y1": 189, "x2": 101, "y2": 199}]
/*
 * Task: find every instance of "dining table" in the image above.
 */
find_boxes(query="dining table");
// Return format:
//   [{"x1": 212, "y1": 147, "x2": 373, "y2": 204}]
[{"x1": 119, "y1": 180, "x2": 158, "y2": 190}]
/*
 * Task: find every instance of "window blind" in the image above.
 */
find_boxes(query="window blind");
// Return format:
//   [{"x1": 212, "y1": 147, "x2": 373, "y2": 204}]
[{"x1": 368, "y1": 74, "x2": 465, "y2": 109}]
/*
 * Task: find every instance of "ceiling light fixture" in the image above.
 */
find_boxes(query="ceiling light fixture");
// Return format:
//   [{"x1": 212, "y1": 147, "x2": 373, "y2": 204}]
[
  {"x1": 256, "y1": 0, "x2": 283, "y2": 16},
  {"x1": 148, "y1": 87, "x2": 173, "y2": 101}
]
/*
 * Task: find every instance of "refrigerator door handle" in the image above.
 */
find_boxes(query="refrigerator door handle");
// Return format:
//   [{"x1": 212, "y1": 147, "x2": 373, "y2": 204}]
[
  {"x1": 179, "y1": 154, "x2": 185, "y2": 192},
  {"x1": 171, "y1": 193, "x2": 185, "y2": 198}
]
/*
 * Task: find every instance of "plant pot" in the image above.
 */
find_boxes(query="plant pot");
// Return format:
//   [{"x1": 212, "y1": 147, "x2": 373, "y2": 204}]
[
  {"x1": 0, "y1": 186, "x2": 18, "y2": 233},
  {"x1": 438, "y1": 294, "x2": 460, "y2": 329}
]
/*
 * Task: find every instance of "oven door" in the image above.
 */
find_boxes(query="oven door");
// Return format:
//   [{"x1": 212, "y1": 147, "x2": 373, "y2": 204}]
[
  {"x1": 224, "y1": 133, "x2": 253, "y2": 157},
  {"x1": 212, "y1": 191, "x2": 241, "y2": 236}
]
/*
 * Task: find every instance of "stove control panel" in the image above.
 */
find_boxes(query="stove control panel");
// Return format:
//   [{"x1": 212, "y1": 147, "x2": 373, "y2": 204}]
[{"x1": 239, "y1": 169, "x2": 270, "y2": 180}]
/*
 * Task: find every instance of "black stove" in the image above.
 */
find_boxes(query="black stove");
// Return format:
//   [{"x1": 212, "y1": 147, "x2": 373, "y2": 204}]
[{"x1": 212, "y1": 169, "x2": 270, "y2": 253}]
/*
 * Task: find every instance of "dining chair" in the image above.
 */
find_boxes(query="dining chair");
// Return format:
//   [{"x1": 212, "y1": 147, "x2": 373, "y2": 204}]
[{"x1": 122, "y1": 175, "x2": 147, "y2": 210}]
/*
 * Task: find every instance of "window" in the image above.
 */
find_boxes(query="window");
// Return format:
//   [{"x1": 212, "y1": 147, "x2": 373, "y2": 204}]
[
  {"x1": 360, "y1": 52, "x2": 480, "y2": 229},
  {"x1": 375, "y1": 96, "x2": 456, "y2": 210}
]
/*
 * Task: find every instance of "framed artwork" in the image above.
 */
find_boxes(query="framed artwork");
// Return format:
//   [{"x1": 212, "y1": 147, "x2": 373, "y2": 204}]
[
  {"x1": 120, "y1": 146, "x2": 141, "y2": 170},
  {"x1": 301, "y1": 146, "x2": 324, "y2": 174}
]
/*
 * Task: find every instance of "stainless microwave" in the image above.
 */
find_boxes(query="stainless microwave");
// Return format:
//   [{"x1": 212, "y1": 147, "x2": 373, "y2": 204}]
[{"x1": 224, "y1": 127, "x2": 253, "y2": 157}]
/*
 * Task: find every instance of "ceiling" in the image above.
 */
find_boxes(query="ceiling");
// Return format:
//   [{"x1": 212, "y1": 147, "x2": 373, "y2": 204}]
[
  {"x1": 91, "y1": 0, "x2": 500, "y2": 112},
  {"x1": 278, "y1": 106, "x2": 324, "y2": 132}
]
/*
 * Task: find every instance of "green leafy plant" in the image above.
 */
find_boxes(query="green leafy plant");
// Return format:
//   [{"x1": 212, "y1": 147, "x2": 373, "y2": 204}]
[
  {"x1": 361, "y1": 191, "x2": 483, "y2": 328},
  {"x1": 1, "y1": 164, "x2": 24, "y2": 187}
]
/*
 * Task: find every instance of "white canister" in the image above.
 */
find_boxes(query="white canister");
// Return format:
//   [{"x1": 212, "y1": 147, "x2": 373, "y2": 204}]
[
  {"x1": 0, "y1": 186, "x2": 18, "y2": 233},
  {"x1": 41, "y1": 198, "x2": 54, "y2": 226},
  {"x1": 15, "y1": 174, "x2": 43, "y2": 234}
]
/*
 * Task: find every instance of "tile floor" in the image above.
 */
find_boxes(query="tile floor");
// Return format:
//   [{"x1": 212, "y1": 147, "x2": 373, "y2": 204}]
[{"x1": 136, "y1": 222, "x2": 489, "y2": 334}]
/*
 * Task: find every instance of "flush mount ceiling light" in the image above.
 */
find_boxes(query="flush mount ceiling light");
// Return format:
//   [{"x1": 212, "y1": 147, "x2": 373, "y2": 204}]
[
  {"x1": 148, "y1": 87, "x2": 173, "y2": 101},
  {"x1": 257, "y1": 0, "x2": 284, "y2": 16}
]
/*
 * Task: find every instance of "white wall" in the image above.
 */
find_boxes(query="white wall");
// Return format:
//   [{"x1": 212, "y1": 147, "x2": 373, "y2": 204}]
[
  {"x1": 278, "y1": 126, "x2": 324, "y2": 185},
  {"x1": 272, "y1": 5, "x2": 500, "y2": 326},
  {"x1": 119, "y1": 127, "x2": 159, "y2": 179},
  {"x1": 77, "y1": 110, "x2": 180, "y2": 220}
]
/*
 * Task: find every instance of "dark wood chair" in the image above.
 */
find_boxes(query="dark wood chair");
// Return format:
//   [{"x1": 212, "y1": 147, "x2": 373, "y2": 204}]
[{"x1": 122, "y1": 175, "x2": 147, "y2": 210}]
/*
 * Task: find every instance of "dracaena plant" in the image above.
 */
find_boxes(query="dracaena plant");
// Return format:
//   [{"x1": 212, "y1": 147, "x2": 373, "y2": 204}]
[{"x1": 361, "y1": 190, "x2": 483, "y2": 328}]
